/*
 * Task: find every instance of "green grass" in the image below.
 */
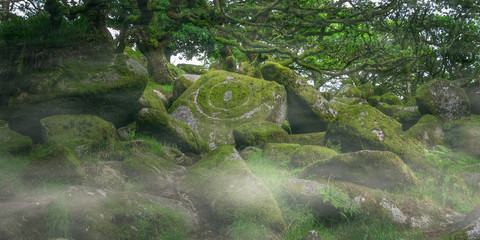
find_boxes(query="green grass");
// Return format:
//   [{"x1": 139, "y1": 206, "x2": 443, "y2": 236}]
[
  {"x1": 408, "y1": 147, "x2": 480, "y2": 213},
  {"x1": 227, "y1": 220, "x2": 271, "y2": 240},
  {"x1": 160, "y1": 84, "x2": 174, "y2": 92},
  {"x1": 147, "y1": 79, "x2": 173, "y2": 93},
  {"x1": 46, "y1": 197, "x2": 72, "y2": 239}
]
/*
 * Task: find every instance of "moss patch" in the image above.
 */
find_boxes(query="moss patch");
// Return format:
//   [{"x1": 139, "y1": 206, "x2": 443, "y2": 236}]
[
  {"x1": 263, "y1": 143, "x2": 338, "y2": 168},
  {"x1": 289, "y1": 132, "x2": 326, "y2": 146},
  {"x1": 233, "y1": 122, "x2": 290, "y2": 149},
  {"x1": 62, "y1": 187, "x2": 195, "y2": 240},
  {"x1": 406, "y1": 114, "x2": 445, "y2": 148},
  {"x1": 177, "y1": 64, "x2": 208, "y2": 75},
  {"x1": 139, "y1": 82, "x2": 168, "y2": 112},
  {"x1": 380, "y1": 93, "x2": 403, "y2": 106},
  {"x1": 0, "y1": 120, "x2": 33, "y2": 155}
]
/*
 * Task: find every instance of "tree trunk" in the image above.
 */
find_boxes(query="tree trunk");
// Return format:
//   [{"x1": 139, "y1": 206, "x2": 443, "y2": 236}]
[
  {"x1": 83, "y1": 0, "x2": 113, "y2": 44},
  {"x1": 144, "y1": 46, "x2": 173, "y2": 84},
  {"x1": 0, "y1": 0, "x2": 9, "y2": 22}
]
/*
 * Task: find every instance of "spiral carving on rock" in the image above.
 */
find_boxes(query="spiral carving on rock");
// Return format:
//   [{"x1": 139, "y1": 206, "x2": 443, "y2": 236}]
[{"x1": 193, "y1": 75, "x2": 270, "y2": 120}]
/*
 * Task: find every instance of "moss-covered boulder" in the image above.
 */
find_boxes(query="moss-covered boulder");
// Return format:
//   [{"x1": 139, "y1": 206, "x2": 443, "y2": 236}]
[
  {"x1": 281, "y1": 178, "x2": 340, "y2": 219},
  {"x1": 300, "y1": 150, "x2": 417, "y2": 190},
  {"x1": 138, "y1": 83, "x2": 169, "y2": 112},
  {"x1": 375, "y1": 104, "x2": 422, "y2": 130},
  {"x1": 416, "y1": 79, "x2": 470, "y2": 121},
  {"x1": 261, "y1": 61, "x2": 337, "y2": 133},
  {"x1": 396, "y1": 106, "x2": 422, "y2": 130},
  {"x1": 22, "y1": 145, "x2": 85, "y2": 185},
  {"x1": 122, "y1": 152, "x2": 182, "y2": 195},
  {"x1": 263, "y1": 143, "x2": 337, "y2": 168},
  {"x1": 137, "y1": 108, "x2": 209, "y2": 154},
  {"x1": 333, "y1": 181, "x2": 462, "y2": 230},
  {"x1": 282, "y1": 178, "x2": 458, "y2": 227},
  {"x1": 406, "y1": 114, "x2": 445, "y2": 148},
  {"x1": 177, "y1": 64, "x2": 208, "y2": 75},
  {"x1": 40, "y1": 115, "x2": 117, "y2": 154},
  {"x1": 0, "y1": 120, "x2": 32, "y2": 155},
  {"x1": 233, "y1": 122, "x2": 290, "y2": 149},
  {"x1": 380, "y1": 93, "x2": 403, "y2": 106},
  {"x1": 444, "y1": 114, "x2": 480, "y2": 157},
  {"x1": 289, "y1": 132, "x2": 326, "y2": 146},
  {"x1": 178, "y1": 145, "x2": 286, "y2": 232},
  {"x1": 325, "y1": 104, "x2": 426, "y2": 167},
  {"x1": 335, "y1": 84, "x2": 362, "y2": 98},
  {"x1": 5, "y1": 54, "x2": 148, "y2": 142},
  {"x1": 172, "y1": 74, "x2": 200, "y2": 101},
  {"x1": 169, "y1": 70, "x2": 287, "y2": 149}
]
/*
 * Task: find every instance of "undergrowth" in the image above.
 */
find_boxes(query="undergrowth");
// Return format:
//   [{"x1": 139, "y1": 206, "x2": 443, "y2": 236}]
[
  {"x1": 46, "y1": 197, "x2": 72, "y2": 239},
  {"x1": 244, "y1": 151, "x2": 433, "y2": 240},
  {"x1": 410, "y1": 146, "x2": 480, "y2": 213}
]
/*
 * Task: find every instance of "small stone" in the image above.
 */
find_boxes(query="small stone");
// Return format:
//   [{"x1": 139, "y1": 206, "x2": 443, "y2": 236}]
[{"x1": 303, "y1": 230, "x2": 321, "y2": 240}]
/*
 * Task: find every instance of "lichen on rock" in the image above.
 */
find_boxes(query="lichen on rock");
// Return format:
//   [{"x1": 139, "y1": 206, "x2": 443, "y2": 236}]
[{"x1": 416, "y1": 79, "x2": 470, "y2": 122}]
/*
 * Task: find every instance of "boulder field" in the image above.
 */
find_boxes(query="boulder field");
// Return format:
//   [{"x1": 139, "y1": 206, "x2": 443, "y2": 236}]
[{"x1": 1, "y1": 56, "x2": 480, "y2": 239}]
